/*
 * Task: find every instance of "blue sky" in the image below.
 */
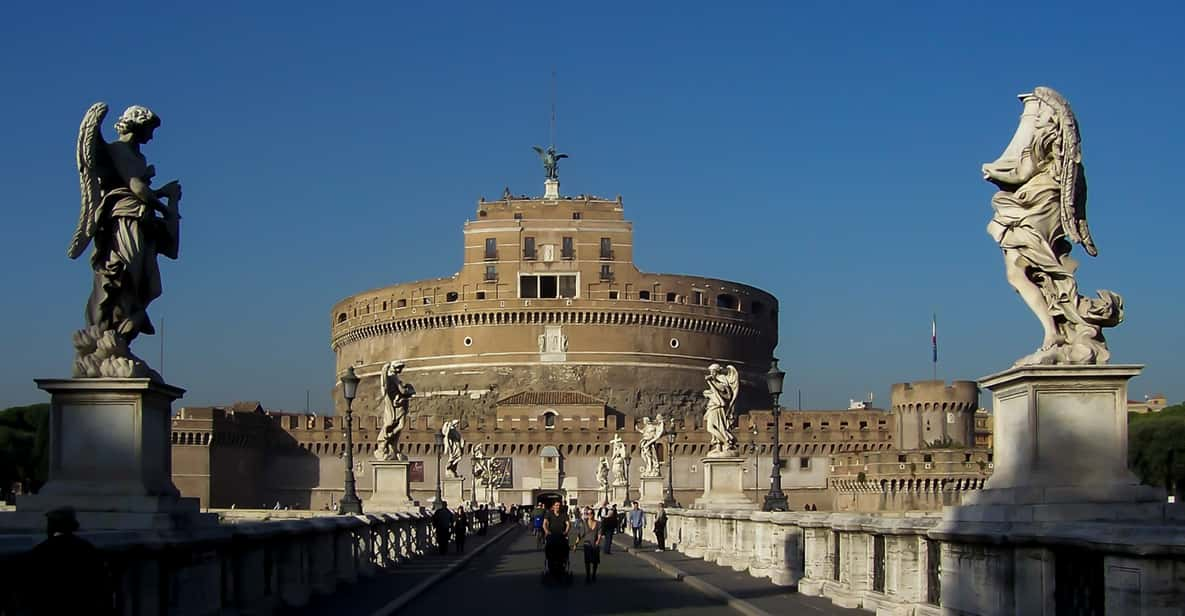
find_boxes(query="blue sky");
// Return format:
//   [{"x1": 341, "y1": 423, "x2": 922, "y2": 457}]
[{"x1": 2, "y1": 1, "x2": 1182, "y2": 412}]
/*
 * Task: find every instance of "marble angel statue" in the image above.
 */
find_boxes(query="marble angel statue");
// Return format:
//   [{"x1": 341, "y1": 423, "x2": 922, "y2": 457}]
[
  {"x1": 983, "y1": 86, "x2": 1123, "y2": 366},
  {"x1": 596, "y1": 456, "x2": 611, "y2": 491},
  {"x1": 69, "y1": 103, "x2": 183, "y2": 379},
  {"x1": 471, "y1": 444, "x2": 489, "y2": 485},
  {"x1": 610, "y1": 433, "x2": 627, "y2": 484},
  {"x1": 636, "y1": 414, "x2": 665, "y2": 477},
  {"x1": 442, "y1": 419, "x2": 464, "y2": 477},
  {"x1": 703, "y1": 364, "x2": 740, "y2": 455},
  {"x1": 375, "y1": 361, "x2": 414, "y2": 460}
]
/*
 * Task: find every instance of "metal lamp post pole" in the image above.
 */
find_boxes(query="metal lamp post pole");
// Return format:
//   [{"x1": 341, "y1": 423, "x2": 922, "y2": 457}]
[
  {"x1": 663, "y1": 429, "x2": 677, "y2": 507},
  {"x1": 622, "y1": 456, "x2": 632, "y2": 506},
  {"x1": 433, "y1": 432, "x2": 444, "y2": 510},
  {"x1": 763, "y1": 358, "x2": 788, "y2": 512},
  {"x1": 339, "y1": 367, "x2": 363, "y2": 515}
]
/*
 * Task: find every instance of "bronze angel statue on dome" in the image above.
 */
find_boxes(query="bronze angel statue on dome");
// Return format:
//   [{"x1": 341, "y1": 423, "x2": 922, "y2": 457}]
[
  {"x1": 983, "y1": 87, "x2": 1123, "y2": 366},
  {"x1": 68, "y1": 102, "x2": 183, "y2": 380},
  {"x1": 532, "y1": 145, "x2": 567, "y2": 180}
]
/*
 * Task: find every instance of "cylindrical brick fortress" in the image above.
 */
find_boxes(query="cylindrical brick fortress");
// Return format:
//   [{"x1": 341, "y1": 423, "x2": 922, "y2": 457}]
[{"x1": 890, "y1": 380, "x2": 979, "y2": 450}]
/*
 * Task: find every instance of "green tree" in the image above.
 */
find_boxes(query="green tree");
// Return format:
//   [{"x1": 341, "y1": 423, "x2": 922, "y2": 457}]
[
  {"x1": 0, "y1": 403, "x2": 49, "y2": 495},
  {"x1": 1128, "y1": 402, "x2": 1185, "y2": 498}
]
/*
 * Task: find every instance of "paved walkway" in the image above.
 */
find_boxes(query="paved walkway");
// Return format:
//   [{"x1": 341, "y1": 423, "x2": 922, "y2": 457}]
[
  {"x1": 280, "y1": 522, "x2": 517, "y2": 616},
  {"x1": 397, "y1": 526, "x2": 735, "y2": 615}
]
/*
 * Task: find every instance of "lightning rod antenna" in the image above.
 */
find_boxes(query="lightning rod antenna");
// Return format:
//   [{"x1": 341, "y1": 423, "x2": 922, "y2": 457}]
[{"x1": 550, "y1": 69, "x2": 557, "y2": 150}]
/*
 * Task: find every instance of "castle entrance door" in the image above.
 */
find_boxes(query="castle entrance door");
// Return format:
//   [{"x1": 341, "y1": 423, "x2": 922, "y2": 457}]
[{"x1": 534, "y1": 491, "x2": 565, "y2": 509}]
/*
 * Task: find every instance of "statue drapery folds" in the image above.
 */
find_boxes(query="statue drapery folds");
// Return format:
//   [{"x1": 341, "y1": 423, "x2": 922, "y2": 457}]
[
  {"x1": 703, "y1": 364, "x2": 740, "y2": 455},
  {"x1": 375, "y1": 361, "x2": 413, "y2": 461},
  {"x1": 983, "y1": 87, "x2": 1123, "y2": 366},
  {"x1": 70, "y1": 102, "x2": 182, "y2": 379}
]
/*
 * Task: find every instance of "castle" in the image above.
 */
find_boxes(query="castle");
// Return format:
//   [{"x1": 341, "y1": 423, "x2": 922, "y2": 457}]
[{"x1": 170, "y1": 173, "x2": 992, "y2": 512}]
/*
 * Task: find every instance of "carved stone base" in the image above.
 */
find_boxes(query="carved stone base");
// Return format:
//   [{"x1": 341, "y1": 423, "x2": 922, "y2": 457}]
[
  {"x1": 4, "y1": 378, "x2": 214, "y2": 531},
  {"x1": 639, "y1": 475, "x2": 665, "y2": 507},
  {"x1": 693, "y1": 456, "x2": 758, "y2": 511},
  {"x1": 443, "y1": 476, "x2": 465, "y2": 507},
  {"x1": 611, "y1": 483, "x2": 631, "y2": 506},
  {"x1": 364, "y1": 460, "x2": 416, "y2": 512}
]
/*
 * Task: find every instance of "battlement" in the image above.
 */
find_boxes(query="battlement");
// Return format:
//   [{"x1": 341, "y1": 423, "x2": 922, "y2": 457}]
[{"x1": 890, "y1": 380, "x2": 979, "y2": 410}]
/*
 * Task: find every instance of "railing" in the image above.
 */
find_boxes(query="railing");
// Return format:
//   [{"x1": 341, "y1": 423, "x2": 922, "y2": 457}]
[{"x1": 0, "y1": 510, "x2": 502, "y2": 615}]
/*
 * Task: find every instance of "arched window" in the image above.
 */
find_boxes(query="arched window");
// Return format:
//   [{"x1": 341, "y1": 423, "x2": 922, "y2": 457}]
[
  {"x1": 336, "y1": 313, "x2": 347, "y2": 323},
  {"x1": 543, "y1": 411, "x2": 557, "y2": 429},
  {"x1": 716, "y1": 293, "x2": 739, "y2": 310}
]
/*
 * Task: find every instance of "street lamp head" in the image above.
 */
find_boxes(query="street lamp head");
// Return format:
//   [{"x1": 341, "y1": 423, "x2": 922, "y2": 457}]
[
  {"x1": 434, "y1": 430, "x2": 444, "y2": 447},
  {"x1": 341, "y1": 366, "x2": 360, "y2": 402},
  {"x1": 765, "y1": 358, "x2": 785, "y2": 400},
  {"x1": 667, "y1": 429, "x2": 676, "y2": 445}
]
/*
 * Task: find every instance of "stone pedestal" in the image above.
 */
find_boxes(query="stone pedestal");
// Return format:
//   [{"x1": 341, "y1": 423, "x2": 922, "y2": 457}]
[
  {"x1": 443, "y1": 476, "x2": 465, "y2": 507},
  {"x1": 543, "y1": 178, "x2": 559, "y2": 199},
  {"x1": 364, "y1": 460, "x2": 416, "y2": 512},
  {"x1": 6, "y1": 378, "x2": 213, "y2": 531},
  {"x1": 639, "y1": 475, "x2": 665, "y2": 507},
  {"x1": 611, "y1": 482, "x2": 630, "y2": 506},
  {"x1": 948, "y1": 364, "x2": 1163, "y2": 523},
  {"x1": 693, "y1": 456, "x2": 758, "y2": 511}
]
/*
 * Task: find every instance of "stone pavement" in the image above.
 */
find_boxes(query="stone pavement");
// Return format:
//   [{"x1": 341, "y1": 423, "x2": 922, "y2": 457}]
[
  {"x1": 280, "y1": 522, "x2": 518, "y2": 616},
  {"x1": 613, "y1": 534, "x2": 863, "y2": 616},
  {"x1": 396, "y1": 525, "x2": 738, "y2": 615}
]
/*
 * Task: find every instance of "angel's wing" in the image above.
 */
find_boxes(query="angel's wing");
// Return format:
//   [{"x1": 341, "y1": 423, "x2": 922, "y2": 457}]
[
  {"x1": 532, "y1": 145, "x2": 544, "y2": 157},
  {"x1": 1034, "y1": 87, "x2": 1097, "y2": 257},
  {"x1": 68, "y1": 102, "x2": 109, "y2": 259},
  {"x1": 555, "y1": 153, "x2": 569, "y2": 161}
]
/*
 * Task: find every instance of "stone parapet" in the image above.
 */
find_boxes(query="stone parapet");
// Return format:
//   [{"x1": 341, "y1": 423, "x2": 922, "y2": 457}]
[
  {"x1": 0, "y1": 511, "x2": 493, "y2": 614},
  {"x1": 657, "y1": 507, "x2": 1185, "y2": 615}
]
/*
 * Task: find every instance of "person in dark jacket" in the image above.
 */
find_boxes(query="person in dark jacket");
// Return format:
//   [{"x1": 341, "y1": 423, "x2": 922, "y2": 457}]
[
  {"x1": 653, "y1": 503, "x2": 668, "y2": 552},
  {"x1": 432, "y1": 506, "x2": 454, "y2": 555},
  {"x1": 602, "y1": 505, "x2": 619, "y2": 554},
  {"x1": 23, "y1": 507, "x2": 113, "y2": 615},
  {"x1": 454, "y1": 506, "x2": 469, "y2": 553}
]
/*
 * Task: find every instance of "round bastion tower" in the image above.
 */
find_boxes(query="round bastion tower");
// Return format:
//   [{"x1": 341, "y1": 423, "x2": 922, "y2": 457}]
[
  {"x1": 329, "y1": 183, "x2": 779, "y2": 429},
  {"x1": 891, "y1": 380, "x2": 979, "y2": 450}
]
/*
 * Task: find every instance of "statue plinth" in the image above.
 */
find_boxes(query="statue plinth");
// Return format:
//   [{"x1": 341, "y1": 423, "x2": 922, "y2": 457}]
[
  {"x1": 639, "y1": 475, "x2": 665, "y2": 508},
  {"x1": 693, "y1": 456, "x2": 757, "y2": 511},
  {"x1": 611, "y1": 482, "x2": 630, "y2": 506},
  {"x1": 364, "y1": 460, "x2": 416, "y2": 513},
  {"x1": 543, "y1": 178, "x2": 559, "y2": 199},
  {"x1": 442, "y1": 476, "x2": 466, "y2": 506},
  {"x1": 5, "y1": 378, "x2": 214, "y2": 531},
  {"x1": 942, "y1": 364, "x2": 1164, "y2": 525}
]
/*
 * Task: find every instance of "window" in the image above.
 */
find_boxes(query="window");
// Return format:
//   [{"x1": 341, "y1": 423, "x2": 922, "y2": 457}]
[
  {"x1": 898, "y1": 454, "x2": 907, "y2": 463},
  {"x1": 923, "y1": 454, "x2": 933, "y2": 463},
  {"x1": 544, "y1": 413, "x2": 556, "y2": 428},
  {"x1": 964, "y1": 453, "x2": 972, "y2": 462},
  {"x1": 422, "y1": 297, "x2": 432, "y2": 305},
  {"x1": 513, "y1": 212, "x2": 523, "y2": 220},
  {"x1": 821, "y1": 421, "x2": 830, "y2": 430},
  {"x1": 600, "y1": 237, "x2": 612, "y2": 259},
  {"x1": 608, "y1": 290, "x2": 619, "y2": 300},
  {"x1": 561, "y1": 236, "x2": 575, "y2": 259},
  {"x1": 802, "y1": 422, "x2": 812, "y2": 430},
  {"x1": 716, "y1": 293, "x2": 739, "y2": 310},
  {"x1": 475, "y1": 291, "x2": 486, "y2": 300},
  {"x1": 751, "y1": 301, "x2": 765, "y2": 316},
  {"x1": 523, "y1": 237, "x2": 536, "y2": 260},
  {"x1": 484, "y1": 238, "x2": 497, "y2": 260},
  {"x1": 572, "y1": 212, "x2": 582, "y2": 220},
  {"x1": 799, "y1": 457, "x2": 810, "y2": 470},
  {"x1": 381, "y1": 301, "x2": 387, "y2": 310},
  {"x1": 397, "y1": 299, "x2": 407, "y2": 308},
  {"x1": 336, "y1": 313, "x2": 347, "y2": 323},
  {"x1": 840, "y1": 421, "x2": 849, "y2": 431},
  {"x1": 693, "y1": 290, "x2": 705, "y2": 305},
  {"x1": 446, "y1": 292, "x2": 459, "y2": 302},
  {"x1": 666, "y1": 292, "x2": 678, "y2": 302},
  {"x1": 520, "y1": 274, "x2": 577, "y2": 299},
  {"x1": 600, "y1": 265, "x2": 612, "y2": 281},
  {"x1": 859, "y1": 420, "x2": 868, "y2": 430},
  {"x1": 638, "y1": 290, "x2": 650, "y2": 301},
  {"x1": 485, "y1": 265, "x2": 497, "y2": 281}
]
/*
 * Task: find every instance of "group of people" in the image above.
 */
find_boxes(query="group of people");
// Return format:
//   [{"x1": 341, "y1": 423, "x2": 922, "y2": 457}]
[
  {"x1": 531, "y1": 499, "x2": 670, "y2": 582},
  {"x1": 430, "y1": 503, "x2": 499, "y2": 555}
]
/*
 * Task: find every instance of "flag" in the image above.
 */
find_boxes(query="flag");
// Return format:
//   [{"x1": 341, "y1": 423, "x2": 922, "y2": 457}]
[{"x1": 931, "y1": 314, "x2": 938, "y2": 363}]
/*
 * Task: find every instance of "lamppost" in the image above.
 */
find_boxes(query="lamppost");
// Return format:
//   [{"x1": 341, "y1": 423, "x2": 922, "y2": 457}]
[
  {"x1": 749, "y1": 424, "x2": 760, "y2": 498},
  {"x1": 763, "y1": 358, "x2": 789, "y2": 512},
  {"x1": 432, "y1": 430, "x2": 445, "y2": 510},
  {"x1": 338, "y1": 366, "x2": 363, "y2": 515},
  {"x1": 622, "y1": 455, "x2": 632, "y2": 506},
  {"x1": 663, "y1": 426, "x2": 678, "y2": 507}
]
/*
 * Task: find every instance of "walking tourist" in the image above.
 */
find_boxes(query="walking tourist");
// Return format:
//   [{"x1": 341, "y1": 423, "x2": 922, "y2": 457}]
[
  {"x1": 578, "y1": 508, "x2": 603, "y2": 582},
  {"x1": 627, "y1": 501, "x2": 645, "y2": 548},
  {"x1": 602, "y1": 505, "x2": 619, "y2": 554},
  {"x1": 478, "y1": 504, "x2": 488, "y2": 535},
  {"x1": 653, "y1": 503, "x2": 668, "y2": 552},
  {"x1": 432, "y1": 505, "x2": 454, "y2": 555},
  {"x1": 22, "y1": 507, "x2": 112, "y2": 615},
  {"x1": 454, "y1": 506, "x2": 469, "y2": 554}
]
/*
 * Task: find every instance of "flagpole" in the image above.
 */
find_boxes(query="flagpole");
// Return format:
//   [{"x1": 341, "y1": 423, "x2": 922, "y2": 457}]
[{"x1": 931, "y1": 313, "x2": 938, "y2": 381}]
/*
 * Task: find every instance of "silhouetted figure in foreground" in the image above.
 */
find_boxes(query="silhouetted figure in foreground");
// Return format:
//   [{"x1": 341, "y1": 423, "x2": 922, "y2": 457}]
[
  {"x1": 24, "y1": 507, "x2": 113, "y2": 615},
  {"x1": 454, "y1": 506, "x2": 468, "y2": 554},
  {"x1": 432, "y1": 506, "x2": 454, "y2": 555}
]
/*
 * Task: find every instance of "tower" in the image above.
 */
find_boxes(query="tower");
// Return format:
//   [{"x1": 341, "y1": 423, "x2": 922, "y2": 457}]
[{"x1": 891, "y1": 380, "x2": 979, "y2": 450}]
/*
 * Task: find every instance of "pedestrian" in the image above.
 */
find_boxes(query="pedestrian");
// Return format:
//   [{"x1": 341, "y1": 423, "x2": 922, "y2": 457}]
[
  {"x1": 602, "y1": 505, "x2": 619, "y2": 554},
  {"x1": 653, "y1": 503, "x2": 668, "y2": 552},
  {"x1": 627, "y1": 501, "x2": 645, "y2": 548},
  {"x1": 22, "y1": 507, "x2": 113, "y2": 616},
  {"x1": 532, "y1": 506, "x2": 545, "y2": 537},
  {"x1": 569, "y1": 507, "x2": 585, "y2": 551},
  {"x1": 454, "y1": 506, "x2": 469, "y2": 554},
  {"x1": 578, "y1": 508, "x2": 603, "y2": 582},
  {"x1": 432, "y1": 505, "x2": 454, "y2": 555},
  {"x1": 478, "y1": 504, "x2": 488, "y2": 535}
]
